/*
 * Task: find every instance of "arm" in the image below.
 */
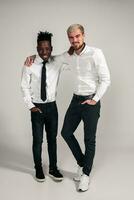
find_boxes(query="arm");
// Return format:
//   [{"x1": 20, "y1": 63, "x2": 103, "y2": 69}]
[
  {"x1": 82, "y1": 49, "x2": 110, "y2": 105},
  {"x1": 21, "y1": 66, "x2": 41, "y2": 113},
  {"x1": 92, "y1": 49, "x2": 111, "y2": 102},
  {"x1": 57, "y1": 46, "x2": 74, "y2": 70},
  {"x1": 24, "y1": 46, "x2": 73, "y2": 67},
  {"x1": 24, "y1": 46, "x2": 73, "y2": 66},
  {"x1": 21, "y1": 66, "x2": 35, "y2": 109},
  {"x1": 21, "y1": 66, "x2": 42, "y2": 113}
]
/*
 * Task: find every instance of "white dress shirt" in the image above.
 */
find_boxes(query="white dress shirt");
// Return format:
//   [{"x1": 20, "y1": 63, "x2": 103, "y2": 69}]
[
  {"x1": 21, "y1": 55, "x2": 64, "y2": 109},
  {"x1": 62, "y1": 45, "x2": 111, "y2": 102}
]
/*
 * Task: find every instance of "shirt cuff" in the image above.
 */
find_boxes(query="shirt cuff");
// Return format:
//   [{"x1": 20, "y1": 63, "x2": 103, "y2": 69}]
[
  {"x1": 92, "y1": 95, "x2": 100, "y2": 102},
  {"x1": 28, "y1": 102, "x2": 35, "y2": 110}
]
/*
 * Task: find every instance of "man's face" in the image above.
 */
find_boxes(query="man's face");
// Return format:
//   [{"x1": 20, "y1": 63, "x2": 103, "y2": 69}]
[
  {"x1": 68, "y1": 28, "x2": 85, "y2": 50},
  {"x1": 37, "y1": 41, "x2": 52, "y2": 61}
]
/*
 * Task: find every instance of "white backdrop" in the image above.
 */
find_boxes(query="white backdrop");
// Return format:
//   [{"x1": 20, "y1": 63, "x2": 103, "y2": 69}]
[{"x1": 0, "y1": 0, "x2": 134, "y2": 176}]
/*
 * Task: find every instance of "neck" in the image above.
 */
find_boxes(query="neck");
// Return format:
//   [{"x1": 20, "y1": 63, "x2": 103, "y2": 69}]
[{"x1": 75, "y1": 43, "x2": 85, "y2": 55}]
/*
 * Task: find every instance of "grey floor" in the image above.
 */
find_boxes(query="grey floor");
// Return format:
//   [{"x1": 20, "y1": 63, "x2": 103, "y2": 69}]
[{"x1": 0, "y1": 145, "x2": 133, "y2": 200}]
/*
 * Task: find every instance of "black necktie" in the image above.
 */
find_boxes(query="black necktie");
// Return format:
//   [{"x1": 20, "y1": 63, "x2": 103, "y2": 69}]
[{"x1": 41, "y1": 61, "x2": 47, "y2": 101}]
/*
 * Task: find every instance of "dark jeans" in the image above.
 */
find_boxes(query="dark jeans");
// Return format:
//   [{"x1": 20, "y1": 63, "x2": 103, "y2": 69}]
[
  {"x1": 31, "y1": 101, "x2": 58, "y2": 170},
  {"x1": 61, "y1": 95, "x2": 100, "y2": 176}
]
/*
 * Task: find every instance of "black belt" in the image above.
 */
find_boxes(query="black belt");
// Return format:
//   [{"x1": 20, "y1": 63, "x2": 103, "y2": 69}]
[
  {"x1": 73, "y1": 94, "x2": 95, "y2": 101},
  {"x1": 33, "y1": 101, "x2": 56, "y2": 106}
]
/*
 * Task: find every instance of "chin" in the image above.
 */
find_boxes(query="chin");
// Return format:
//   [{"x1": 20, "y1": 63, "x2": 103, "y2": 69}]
[
  {"x1": 43, "y1": 57, "x2": 48, "y2": 60},
  {"x1": 74, "y1": 46, "x2": 80, "y2": 50}
]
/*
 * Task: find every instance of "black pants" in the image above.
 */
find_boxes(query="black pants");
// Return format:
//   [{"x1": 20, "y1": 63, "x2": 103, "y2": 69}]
[
  {"x1": 31, "y1": 101, "x2": 58, "y2": 170},
  {"x1": 61, "y1": 95, "x2": 100, "y2": 176}
]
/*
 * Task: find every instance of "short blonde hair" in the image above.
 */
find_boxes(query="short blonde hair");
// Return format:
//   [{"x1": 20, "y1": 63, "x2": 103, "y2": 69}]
[{"x1": 67, "y1": 24, "x2": 85, "y2": 34}]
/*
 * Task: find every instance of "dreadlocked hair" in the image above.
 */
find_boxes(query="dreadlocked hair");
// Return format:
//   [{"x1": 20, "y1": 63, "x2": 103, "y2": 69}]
[{"x1": 37, "y1": 31, "x2": 53, "y2": 45}]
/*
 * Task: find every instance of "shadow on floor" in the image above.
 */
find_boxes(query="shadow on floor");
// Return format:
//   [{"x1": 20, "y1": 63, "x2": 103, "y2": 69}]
[{"x1": 0, "y1": 144, "x2": 34, "y2": 176}]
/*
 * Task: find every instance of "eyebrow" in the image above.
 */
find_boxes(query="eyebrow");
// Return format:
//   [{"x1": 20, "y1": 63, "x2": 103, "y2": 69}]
[{"x1": 69, "y1": 34, "x2": 81, "y2": 38}]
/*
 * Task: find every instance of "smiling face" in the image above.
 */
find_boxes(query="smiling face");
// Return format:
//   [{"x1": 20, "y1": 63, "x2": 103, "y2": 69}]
[
  {"x1": 68, "y1": 28, "x2": 85, "y2": 51},
  {"x1": 37, "y1": 41, "x2": 52, "y2": 61}
]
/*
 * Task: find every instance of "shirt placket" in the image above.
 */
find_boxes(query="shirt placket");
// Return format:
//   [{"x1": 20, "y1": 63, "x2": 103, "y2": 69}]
[{"x1": 76, "y1": 55, "x2": 80, "y2": 93}]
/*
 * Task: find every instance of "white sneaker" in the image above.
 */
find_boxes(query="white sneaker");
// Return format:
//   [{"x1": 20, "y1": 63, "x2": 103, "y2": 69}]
[
  {"x1": 73, "y1": 166, "x2": 83, "y2": 182},
  {"x1": 78, "y1": 174, "x2": 90, "y2": 192}
]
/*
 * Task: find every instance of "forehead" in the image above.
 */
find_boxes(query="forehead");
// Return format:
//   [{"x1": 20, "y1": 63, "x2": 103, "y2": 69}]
[
  {"x1": 37, "y1": 41, "x2": 51, "y2": 47},
  {"x1": 68, "y1": 28, "x2": 83, "y2": 37}
]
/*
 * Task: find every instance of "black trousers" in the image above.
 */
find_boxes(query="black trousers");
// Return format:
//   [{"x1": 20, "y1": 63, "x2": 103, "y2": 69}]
[
  {"x1": 31, "y1": 101, "x2": 58, "y2": 170},
  {"x1": 61, "y1": 95, "x2": 100, "y2": 176}
]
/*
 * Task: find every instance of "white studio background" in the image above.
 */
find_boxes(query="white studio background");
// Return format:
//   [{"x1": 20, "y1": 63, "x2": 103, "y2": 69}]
[{"x1": 0, "y1": 0, "x2": 134, "y2": 199}]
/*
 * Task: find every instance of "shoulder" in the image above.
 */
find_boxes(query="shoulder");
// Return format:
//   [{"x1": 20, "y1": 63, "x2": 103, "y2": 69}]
[
  {"x1": 89, "y1": 47, "x2": 105, "y2": 59},
  {"x1": 83, "y1": 45, "x2": 102, "y2": 57},
  {"x1": 51, "y1": 53, "x2": 67, "y2": 60},
  {"x1": 87, "y1": 46, "x2": 102, "y2": 53},
  {"x1": 50, "y1": 54, "x2": 67, "y2": 64}
]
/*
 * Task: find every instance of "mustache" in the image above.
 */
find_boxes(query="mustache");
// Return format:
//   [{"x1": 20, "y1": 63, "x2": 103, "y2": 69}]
[{"x1": 72, "y1": 42, "x2": 79, "y2": 45}]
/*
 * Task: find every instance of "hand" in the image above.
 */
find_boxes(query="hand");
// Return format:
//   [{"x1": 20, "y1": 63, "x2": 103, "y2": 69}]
[
  {"x1": 24, "y1": 55, "x2": 36, "y2": 66},
  {"x1": 30, "y1": 107, "x2": 42, "y2": 113},
  {"x1": 81, "y1": 99, "x2": 97, "y2": 105},
  {"x1": 67, "y1": 46, "x2": 74, "y2": 55}
]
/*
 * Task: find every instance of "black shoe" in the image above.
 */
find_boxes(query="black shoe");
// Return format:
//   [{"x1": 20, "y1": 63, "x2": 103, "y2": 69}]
[
  {"x1": 49, "y1": 168, "x2": 63, "y2": 181},
  {"x1": 35, "y1": 167, "x2": 45, "y2": 182}
]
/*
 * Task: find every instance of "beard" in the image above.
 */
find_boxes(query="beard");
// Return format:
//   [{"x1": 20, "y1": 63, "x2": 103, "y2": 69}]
[{"x1": 73, "y1": 42, "x2": 85, "y2": 51}]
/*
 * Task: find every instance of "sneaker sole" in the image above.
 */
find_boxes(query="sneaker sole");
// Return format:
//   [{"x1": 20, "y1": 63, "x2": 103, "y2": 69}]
[
  {"x1": 49, "y1": 174, "x2": 63, "y2": 181},
  {"x1": 78, "y1": 188, "x2": 88, "y2": 192},
  {"x1": 35, "y1": 177, "x2": 45, "y2": 182},
  {"x1": 73, "y1": 178, "x2": 80, "y2": 182}
]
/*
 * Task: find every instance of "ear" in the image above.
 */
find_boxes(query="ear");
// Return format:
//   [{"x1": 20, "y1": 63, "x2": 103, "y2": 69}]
[{"x1": 51, "y1": 46, "x2": 53, "y2": 51}]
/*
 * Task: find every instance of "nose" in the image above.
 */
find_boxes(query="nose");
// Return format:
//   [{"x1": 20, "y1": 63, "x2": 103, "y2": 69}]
[
  {"x1": 73, "y1": 37, "x2": 77, "y2": 43},
  {"x1": 42, "y1": 49, "x2": 47, "y2": 54}
]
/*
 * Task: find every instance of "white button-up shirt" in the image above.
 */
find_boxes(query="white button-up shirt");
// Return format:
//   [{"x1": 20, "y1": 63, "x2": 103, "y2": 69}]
[
  {"x1": 62, "y1": 45, "x2": 111, "y2": 102},
  {"x1": 21, "y1": 55, "x2": 65, "y2": 109}
]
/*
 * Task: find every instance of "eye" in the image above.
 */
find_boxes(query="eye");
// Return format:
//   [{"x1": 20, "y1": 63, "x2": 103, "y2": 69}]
[
  {"x1": 69, "y1": 37, "x2": 73, "y2": 39},
  {"x1": 38, "y1": 49, "x2": 43, "y2": 53},
  {"x1": 45, "y1": 48, "x2": 50, "y2": 51},
  {"x1": 76, "y1": 34, "x2": 80, "y2": 38}
]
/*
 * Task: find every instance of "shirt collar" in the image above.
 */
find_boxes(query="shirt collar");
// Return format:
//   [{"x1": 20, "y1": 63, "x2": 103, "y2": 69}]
[
  {"x1": 73, "y1": 44, "x2": 92, "y2": 56},
  {"x1": 80, "y1": 44, "x2": 89, "y2": 55},
  {"x1": 73, "y1": 43, "x2": 89, "y2": 56},
  {"x1": 34, "y1": 55, "x2": 52, "y2": 65}
]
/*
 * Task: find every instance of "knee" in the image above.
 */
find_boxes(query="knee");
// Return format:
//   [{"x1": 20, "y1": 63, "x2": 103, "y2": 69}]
[
  {"x1": 33, "y1": 137, "x2": 43, "y2": 146},
  {"x1": 84, "y1": 138, "x2": 96, "y2": 148},
  {"x1": 61, "y1": 128, "x2": 71, "y2": 140},
  {"x1": 61, "y1": 128, "x2": 67, "y2": 139},
  {"x1": 47, "y1": 136, "x2": 57, "y2": 144}
]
